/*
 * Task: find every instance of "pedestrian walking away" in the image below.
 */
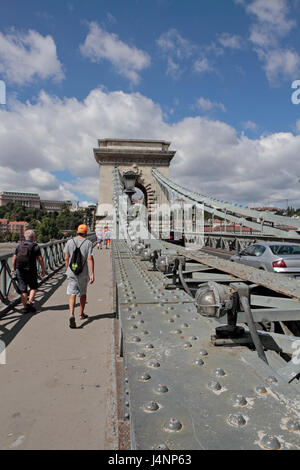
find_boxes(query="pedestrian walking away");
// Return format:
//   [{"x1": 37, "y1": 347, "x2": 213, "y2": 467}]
[
  {"x1": 96, "y1": 230, "x2": 103, "y2": 250},
  {"x1": 104, "y1": 229, "x2": 111, "y2": 249},
  {"x1": 12, "y1": 229, "x2": 45, "y2": 313},
  {"x1": 64, "y1": 224, "x2": 95, "y2": 328}
]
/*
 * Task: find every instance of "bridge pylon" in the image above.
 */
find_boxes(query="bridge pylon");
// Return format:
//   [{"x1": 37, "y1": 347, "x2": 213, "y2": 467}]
[{"x1": 93, "y1": 139, "x2": 176, "y2": 238}]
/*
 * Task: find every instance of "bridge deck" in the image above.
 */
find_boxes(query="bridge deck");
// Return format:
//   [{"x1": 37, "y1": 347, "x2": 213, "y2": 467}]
[{"x1": 0, "y1": 248, "x2": 116, "y2": 450}]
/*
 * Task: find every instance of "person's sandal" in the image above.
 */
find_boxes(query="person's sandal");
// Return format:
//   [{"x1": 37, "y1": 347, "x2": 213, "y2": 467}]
[
  {"x1": 69, "y1": 317, "x2": 76, "y2": 328},
  {"x1": 80, "y1": 313, "x2": 88, "y2": 319}
]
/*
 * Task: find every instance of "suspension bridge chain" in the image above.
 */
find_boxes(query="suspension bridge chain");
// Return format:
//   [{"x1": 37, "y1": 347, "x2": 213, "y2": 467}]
[{"x1": 152, "y1": 169, "x2": 300, "y2": 239}]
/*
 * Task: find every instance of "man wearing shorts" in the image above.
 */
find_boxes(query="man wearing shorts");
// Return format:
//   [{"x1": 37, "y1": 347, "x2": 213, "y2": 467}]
[
  {"x1": 64, "y1": 224, "x2": 94, "y2": 328},
  {"x1": 12, "y1": 229, "x2": 45, "y2": 313}
]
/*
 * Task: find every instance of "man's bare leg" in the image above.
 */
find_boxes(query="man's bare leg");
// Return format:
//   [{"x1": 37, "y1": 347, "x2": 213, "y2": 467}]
[
  {"x1": 69, "y1": 294, "x2": 76, "y2": 317},
  {"x1": 80, "y1": 294, "x2": 87, "y2": 318},
  {"x1": 21, "y1": 292, "x2": 28, "y2": 309},
  {"x1": 28, "y1": 289, "x2": 37, "y2": 304}
]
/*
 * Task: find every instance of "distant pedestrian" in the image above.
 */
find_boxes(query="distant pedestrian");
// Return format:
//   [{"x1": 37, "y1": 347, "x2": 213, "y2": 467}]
[
  {"x1": 104, "y1": 229, "x2": 111, "y2": 249},
  {"x1": 64, "y1": 224, "x2": 94, "y2": 329},
  {"x1": 96, "y1": 230, "x2": 103, "y2": 250},
  {"x1": 12, "y1": 229, "x2": 45, "y2": 313}
]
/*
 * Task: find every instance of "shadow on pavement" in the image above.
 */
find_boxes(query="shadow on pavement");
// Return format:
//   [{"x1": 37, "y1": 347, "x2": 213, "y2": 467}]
[
  {"x1": 0, "y1": 270, "x2": 67, "y2": 348},
  {"x1": 77, "y1": 312, "x2": 116, "y2": 329}
]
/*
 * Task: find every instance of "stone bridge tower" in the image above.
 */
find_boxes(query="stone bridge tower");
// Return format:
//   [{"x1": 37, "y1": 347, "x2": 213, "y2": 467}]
[{"x1": 93, "y1": 139, "x2": 176, "y2": 234}]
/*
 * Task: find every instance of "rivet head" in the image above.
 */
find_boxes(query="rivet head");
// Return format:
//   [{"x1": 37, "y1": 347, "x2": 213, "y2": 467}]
[
  {"x1": 260, "y1": 435, "x2": 281, "y2": 450},
  {"x1": 128, "y1": 315, "x2": 136, "y2": 319},
  {"x1": 135, "y1": 352, "x2": 146, "y2": 359},
  {"x1": 208, "y1": 381, "x2": 222, "y2": 391},
  {"x1": 138, "y1": 373, "x2": 151, "y2": 382},
  {"x1": 144, "y1": 343, "x2": 154, "y2": 349},
  {"x1": 167, "y1": 318, "x2": 175, "y2": 323},
  {"x1": 265, "y1": 376, "x2": 278, "y2": 384},
  {"x1": 194, "y1": 358, "x2": 204, "y2": 366},
  {"x1": 129, "y1": 325, "x2": 138, "y2": 330},
  {"x1": 130, "y1": 336, "x2": 141, "y2": 343},
  {"x1": 183, "y1": 342, "x2": 193, "y2": 349},
  {"x1": 199, "y1": 349, "x2": 208, "y2": 356},
  {"x1": 154, "y1": 444, "x2": 169, "y2": 450},
  {"x1": 189, "y1": 336, "x2": 198, "y2": 341},
  {"x1": 286, "y1": 419, "x2": 300, "y2": 432},
  {"x1": 172, "y1": 329, "x2": 182, "y2": 335},
  {"x1": 138, "y1": 320, "x2": 145, "y2": 324},
  {"x1": 256, "y1": 386, "x2": 268, "y2": 395},
  {"x1": 181, "y1": 323, "x2": 189, "y2": 328},
  {"x1": 164, "y1": 418, "x2": 183, "y2": 432},
  {"x1": 148, "y1": 360, "x2": 160, "y2": 368},
  {"x1": 233, "y1": 395, "x2": 248, "y2": 407},
  {"x1": 143, "y1": 401, "x2": 159, "y2": 412},
  {"x1": 228, "y1": 414, "x2": 246, "y2": 427},
  {"x1": 155, "y1": 384, "x2": 169, "y2": 394},
  {"x1": 214, "y1": 368, "x2": 226, "y2": 377},
  {"x1": 141, "y1": 330, "x2": 149, "y2": 335}
]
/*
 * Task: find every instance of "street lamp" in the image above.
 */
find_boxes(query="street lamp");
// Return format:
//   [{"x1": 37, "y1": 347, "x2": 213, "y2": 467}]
[{"x1": 122, "y1": 170, "x2": 138, "y2": 203}]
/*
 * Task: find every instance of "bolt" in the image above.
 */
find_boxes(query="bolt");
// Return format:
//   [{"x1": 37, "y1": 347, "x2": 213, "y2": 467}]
[
  {"x1": 164, "y1": 418, "x2": 183, "y2": 432},
  {"x1": 233, "y1": 395, "x2": 248, "y2": 407},
  {"x1": 214, "y1": 368, "x2": 226, "y2": 377},
  {"x1": 208, "y1": 381, "x2": 222, "y2": 392},
  {"x1": 260, "y1": 435, "x2": 281, "y2": 450},
  {"x1": 256, "y1": 386, "x2": 268, "y2": 395},
  {"x1": 143, "y1": 401, "x2": 159, "y2": 412},
  {"x1": 228, "y1": 414, "x2": 246, "y2": 427},
  {"x1": 155, "y1": 384, "x2": 169, "y2": 394}
]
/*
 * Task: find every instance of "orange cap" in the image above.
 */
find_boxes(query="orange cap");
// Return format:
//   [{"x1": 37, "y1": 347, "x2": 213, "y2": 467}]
[{"x1": 77, "y1": 224, "x2": 88, "y2": 233}]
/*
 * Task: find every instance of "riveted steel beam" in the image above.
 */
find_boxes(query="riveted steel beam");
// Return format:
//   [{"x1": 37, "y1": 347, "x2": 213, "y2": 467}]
[{"x1": 112, "y1": 239, "x2": 300, "y2": 450}]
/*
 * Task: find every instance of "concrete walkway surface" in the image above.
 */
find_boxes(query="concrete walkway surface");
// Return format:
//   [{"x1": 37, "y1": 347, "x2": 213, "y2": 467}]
[{"x1": 0, "y1": 247, "x2": 117, "y2": 450}]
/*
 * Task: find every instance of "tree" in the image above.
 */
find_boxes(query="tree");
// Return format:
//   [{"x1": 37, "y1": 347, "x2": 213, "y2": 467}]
[{"x1": 11, "y1": 232, "x2": 19, "y2": 242}]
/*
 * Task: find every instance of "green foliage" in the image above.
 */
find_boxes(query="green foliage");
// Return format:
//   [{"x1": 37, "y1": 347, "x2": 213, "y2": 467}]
[
  {"x1": 0, "y1": 203, "x2": 94, "y2": 243},
  {"x1": 11, "y1": 232, "x2": 19, "y2": 242}
]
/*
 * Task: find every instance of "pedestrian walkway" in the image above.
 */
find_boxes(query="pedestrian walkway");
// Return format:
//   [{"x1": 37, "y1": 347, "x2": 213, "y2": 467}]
[{"x1": 0, "y1": 248, "x2": 116, "y2": 450}]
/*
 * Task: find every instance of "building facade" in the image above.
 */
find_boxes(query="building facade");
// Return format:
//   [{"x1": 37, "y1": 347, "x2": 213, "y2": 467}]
[
  {"x1": 0, "y1": 191, "x2": 40, "y2": 208},
  {"x1": 0, "y1": 191, "x2": 72, "y2": 212}
]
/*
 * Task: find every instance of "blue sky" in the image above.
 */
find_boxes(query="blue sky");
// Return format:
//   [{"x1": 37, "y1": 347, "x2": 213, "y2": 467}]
[{"x1": 1, "y1": 0, "x2": 300, "y2": 208}]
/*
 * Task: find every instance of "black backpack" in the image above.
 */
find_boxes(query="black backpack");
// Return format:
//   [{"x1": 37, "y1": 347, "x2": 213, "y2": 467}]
[
  {"x1": 69, "y1": 238, "x2": 87, "y2": 275},
  {"x1": 16, "y1": 242, "x2": 37, "y2": 270}
]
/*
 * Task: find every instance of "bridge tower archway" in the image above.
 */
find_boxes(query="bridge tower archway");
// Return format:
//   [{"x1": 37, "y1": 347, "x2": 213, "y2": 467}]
[{"x1": 93, "y1": 139, "x2": 176, "y2": 236}]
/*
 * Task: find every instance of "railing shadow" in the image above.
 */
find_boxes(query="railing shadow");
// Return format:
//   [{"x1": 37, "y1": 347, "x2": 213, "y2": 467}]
[{"x1": 0, "y1": 270, "x2": 67, "y2": 349}]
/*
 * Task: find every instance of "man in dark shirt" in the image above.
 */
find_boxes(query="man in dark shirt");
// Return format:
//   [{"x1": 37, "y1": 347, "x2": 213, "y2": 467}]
[{"x1": 12, "y1": 229, "x2": 45, "y2": 313}]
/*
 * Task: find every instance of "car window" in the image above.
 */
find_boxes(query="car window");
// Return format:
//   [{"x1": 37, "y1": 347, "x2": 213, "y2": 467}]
[
  {"x1": 253, "y1": 245, "x2": 266, "y2": 256},
  {"x1": 270, "y1": 245, "x2": 300, "y2": 255},
  {"x1": 241, "y1": 245, "x2": 257, "y2": 256}
]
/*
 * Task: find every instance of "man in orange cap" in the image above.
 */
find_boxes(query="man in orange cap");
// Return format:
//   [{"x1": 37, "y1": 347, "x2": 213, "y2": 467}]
[{"x1": 64, "y1": 224, "x2": 94, "y2": 328}]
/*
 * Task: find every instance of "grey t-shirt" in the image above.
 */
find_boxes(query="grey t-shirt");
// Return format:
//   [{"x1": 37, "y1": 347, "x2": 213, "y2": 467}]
[{"x1": 64, "y1": 237, "x2": 93, "y2": 278}]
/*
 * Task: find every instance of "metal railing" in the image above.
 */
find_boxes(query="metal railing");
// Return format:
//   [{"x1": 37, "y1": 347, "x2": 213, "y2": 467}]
[{"x1": 0, "y1": 234, "x2": 96, "y2": 315}]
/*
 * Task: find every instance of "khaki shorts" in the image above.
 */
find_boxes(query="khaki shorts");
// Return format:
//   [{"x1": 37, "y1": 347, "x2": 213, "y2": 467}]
[{"x1": 67, "y1": 274, "x2": 89, "y2": 296}]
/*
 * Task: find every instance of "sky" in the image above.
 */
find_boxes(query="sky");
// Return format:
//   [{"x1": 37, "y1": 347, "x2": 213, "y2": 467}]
[{"x1": 1, "y1": 0, "x2": 300, "y2": 208}]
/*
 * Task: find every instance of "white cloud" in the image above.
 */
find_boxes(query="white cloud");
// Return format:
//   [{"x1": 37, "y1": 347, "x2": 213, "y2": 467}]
[
  {"x1": 196, "y1": 97, "x2": 226, "y2": 113},
  {"x1": 258, "y1": 48, "x2": 300, "y2": 84},
  {"x1": 241, "y1": 0, "x2": 300, "y2": 83},
  {"x1": 242, "y1": 120, "x2": 258, "y2": 131},
  {"x1": 80, "y1": 22, "x2": 150, "y2": 84},
  {"x1": 218, "y1": 33, "x2": 244, "y2": 49},
  {"x1": 247, "y1": 0, "x2": 295, "y2": 45},
  {"x1": 157, "y1": 29, "x2": 216, "y2": 78},
  {"x1": 1, "y1": 87, "x2": 300, "y2": 206},
  {"x1": 194, "y1": 57, "x2": 213, "y2": 74},
  {"x1": 0, "y1": 28, "x2": 64, "y2": 85}
]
